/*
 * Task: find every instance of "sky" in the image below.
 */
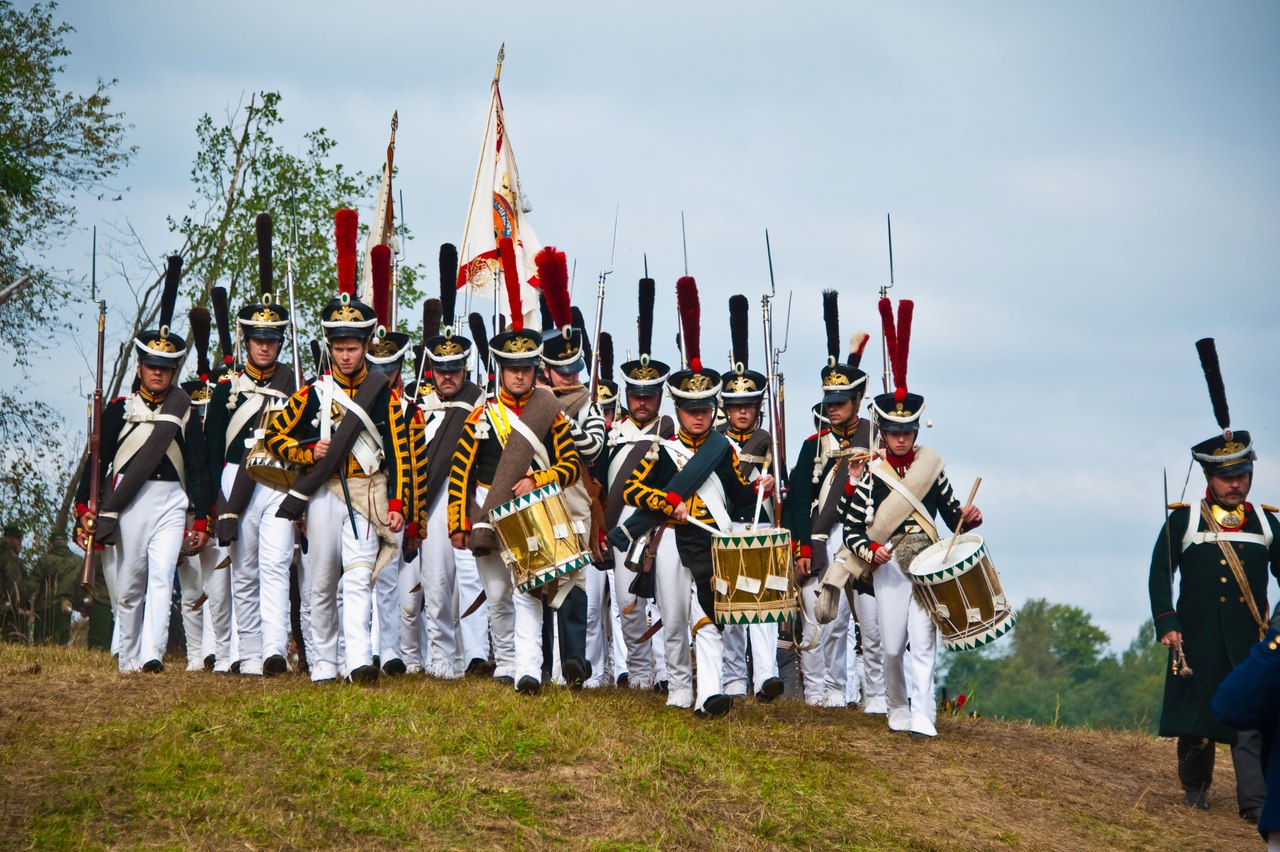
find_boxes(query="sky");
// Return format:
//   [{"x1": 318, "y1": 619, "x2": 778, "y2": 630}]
[{"x1": 20, "y1": 0, "x2": 1280, "y2": 651}]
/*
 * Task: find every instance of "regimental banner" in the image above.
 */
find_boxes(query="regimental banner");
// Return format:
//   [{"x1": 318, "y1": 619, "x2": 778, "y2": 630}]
[
  {"x1": 457, "y1": 68, "x2": 542, "y2": 331},
  {"x1": 359, "y1": 112, "x2": 398, "y2": 315}
]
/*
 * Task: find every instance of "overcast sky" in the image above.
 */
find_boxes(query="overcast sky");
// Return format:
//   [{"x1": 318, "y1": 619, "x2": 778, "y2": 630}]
[{"x1": 26, "y1": 1, "x2": 1280, "y2": 651}]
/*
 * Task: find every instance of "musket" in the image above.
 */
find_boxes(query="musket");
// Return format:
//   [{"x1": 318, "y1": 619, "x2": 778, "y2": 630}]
[
  {"x1": 588, "y1": 204, "x2": 619, "y2": 399},
  {"x1": 286, "y1": 177, "x2": 303, "y2": 385},
  {"x1": 763, "y1": 230, "x2": 790, "y2": 493},
  {"x1": 677, "y1": 215, "x2": 689, "y2": 367},
  {"x1": 80, "y1": 230, "x2": 105, "y2": 590},
  {"x1": 880, "y1": 214, "x2": 895, "y2": 396},
  {"x1": 1163, "y1": 468, "x2": 1193, "y2": 677}
]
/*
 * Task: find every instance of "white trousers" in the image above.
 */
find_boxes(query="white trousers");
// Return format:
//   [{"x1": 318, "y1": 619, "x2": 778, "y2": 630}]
[
  {"x1": 798, "y1": 529, "x2": 850, "y2": 706},
  {"x1": 177, "y1": 554, "x2": 205, "y2": 668},
  {"x1": 195, "y1": 544, "x2": 233, "y2": 670},
  {"x1": 222, "y1": 465, "x2": 294, "y2": 674},
  {"x1": 304, "y1": 486, "x2": 380, "y2": 681},
  {"x1": 874, "y1": 554, "x2": 938, "y2": 726},
  {"x1": 412, "y1": 492, "x2": 487, "y2": 677},
  {"x1": 398, "y1": 549, "x2": 426, "y2": 672},
  {"x1": 722, "y1": 520, "x2": 780, "y2": 696},
  {"x1": 652, "y1": 529, "x2": 723, "y2": 711},
  {"x1": 374, "y1": 544, "x2": 401, "y2": 664},
  {"x1": 584, "y1": 563, "x2": 612, "y2": 686},
  {"x1": 473, "y1": 486, "x2": 514, "y2": 678},
  {"x1": 609, "y1": 506, "x2": 666, "y2": 688},
  {"x1": 853, "y1": 585, "x2": 885, "y2": 704},
  {"x1": 104, "y1": 480, "x2": 188, "y2": 672}
]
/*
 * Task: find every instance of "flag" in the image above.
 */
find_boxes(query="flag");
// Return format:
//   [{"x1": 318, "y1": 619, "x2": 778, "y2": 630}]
[
  {"x1": 359, "y1": 112, "x2": 398, "y2": 314},
  {"x1": 457, "y1": 68, "x2": 541, "y2": 330}
]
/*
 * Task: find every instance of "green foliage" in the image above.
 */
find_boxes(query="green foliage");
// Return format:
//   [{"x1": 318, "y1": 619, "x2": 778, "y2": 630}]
[
  {"x1": 941, "y1": 599, "x2": 1164, "y2": 733},
  {"x1": 170, "y1": 91, "x2": 425, "y2": 360},
  {"x1": 0, "y1": 0, "x2": 134, "y2": 365}
]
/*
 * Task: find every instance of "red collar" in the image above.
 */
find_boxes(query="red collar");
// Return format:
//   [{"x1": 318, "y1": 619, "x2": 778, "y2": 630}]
[{"x1": 887, "y1": 449, "x2": 915, "y2": 472}]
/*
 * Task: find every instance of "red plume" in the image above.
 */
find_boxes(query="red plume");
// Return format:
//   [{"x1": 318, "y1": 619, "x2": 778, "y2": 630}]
[
  {"x1": 879, "y1": 296, "x2": 914, "y2": 401},
  {"x1": 535, "y1": 246, "x2": 571, "y2": 331},
  {"x1": 335, "y1": 208, "x2": 358, "y2": 296},
  {"x1": 498, "y1": 236, "x2": 523, "y2": 331},
  {"x1": 371, "y1": 244, "x2": 392, "y2": 326},
  {"x1": 676, "y1": 276, "x2": 701, "y2": 372}
]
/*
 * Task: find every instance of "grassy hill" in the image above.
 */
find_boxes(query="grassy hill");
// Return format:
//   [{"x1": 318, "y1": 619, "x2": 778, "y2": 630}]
[{"x1": 0, "y1": 645, "x2": 1258, "y2": 850}]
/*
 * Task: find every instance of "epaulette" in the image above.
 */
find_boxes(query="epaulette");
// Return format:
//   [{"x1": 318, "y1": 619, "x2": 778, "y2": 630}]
[
  {"x1": 1167, "y1": 502, "x2": 1188, "y2": 510},
  {"x1": 1262, "y1": 504, "x2": 1279, "y2": 514},
  {"x1": 110, "y1": 395, "x2": 127, "y2": 404},
  {"x1": 465, "y1": 406, "x2": 484, "y2": 424}
]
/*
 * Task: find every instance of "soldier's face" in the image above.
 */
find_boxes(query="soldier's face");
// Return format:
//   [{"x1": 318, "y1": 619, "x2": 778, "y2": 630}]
[
  {"x1": 547, "y1": 370, "x2": 578, "y2": 389},
  {"x1": 138, "y1": 363, "x2": 175, "y2": 394},
  {"x1": 330, "y1": 338, "x2": 368, "y2": 377},
  {"x1": 725, "y1": 403, "x2": 758, "y2": 432},
  {"x1": 627, "y1": 393, "x2": 659, "y2": 423},
  {"x1": 1208, "y1": 471, "x2": 1252, "y2": 509},
  {"x1": 433, "y1": 368, "x2": 463, "y2": 398},
  {"x1": 677, "y1": 406, "x2": 714, "y2": 438},
  {"x1": 501, "y1": 366, "x2": 535, "y2": 396},
  {"x1": 826, "y1": 398, "x2": 856, "y2": 427},
  {"x1": 246, "y1": 337, "x2": 281, "y2": 370},
  {"x1": 883, "y1": 430, "x2": 917, "y2": 457}
]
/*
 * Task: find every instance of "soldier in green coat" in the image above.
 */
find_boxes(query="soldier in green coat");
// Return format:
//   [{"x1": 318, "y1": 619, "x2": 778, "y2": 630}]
[{"x1": 1148, "y1": 338, "x2": 1278, "y2": 821}]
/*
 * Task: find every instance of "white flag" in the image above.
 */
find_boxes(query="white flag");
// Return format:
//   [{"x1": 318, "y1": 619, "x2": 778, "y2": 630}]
[
  {"x1": 359, "y1": 112, "x2": 397, "y2": 312},
  {"x1": 457, "y1": 82, "x2": 541, "y2": 330}
]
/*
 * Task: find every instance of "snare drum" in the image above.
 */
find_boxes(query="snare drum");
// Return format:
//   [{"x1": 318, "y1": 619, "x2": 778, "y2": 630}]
[
  {"x1": 490, "y1": 482, "x2": 592, "y2": 593},
  {"x1": 711, "y1": 528, "x2": 797, "y2": 625},
  {"x1": 908, "y1": 533, "x2": 1016, "y2": 651},
  {"x1": 243, "y1": 440, "x2": 299, "y2": 491}
]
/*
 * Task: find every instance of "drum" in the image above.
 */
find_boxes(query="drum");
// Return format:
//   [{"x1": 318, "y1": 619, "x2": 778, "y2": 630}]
[
  {"x1": 490, "y1": 482, "x2": 592, "y2": 593},
  {"x1": 908, "y1": 533, "x2": 1016, "y2": 651},
  {"x1": 711, "y1": 528, "x2": 797, "y2": 625},
  {"x1": 243, "y1": 440, "x2": 299, "y2": 491}
]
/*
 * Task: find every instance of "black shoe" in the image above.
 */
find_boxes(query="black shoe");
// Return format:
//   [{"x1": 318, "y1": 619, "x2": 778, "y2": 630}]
[
  {"x1": 142, "y1": 659, "x2": 164, "y2": 674},
  {"x1": 616, "y1": 672, "x2": 629, "y2": 688},
  {"x1": 203, "y1": 654, "x2": 215, "y2": 672},
  {"x1": 230, "y1": 660, "x2": 242, "y2": 674},
  {"x1": 381, "y1": 658, "x2": 407, "y2": 677},
  {"x1": 495, "y1": 675, "x2": 515, "y2": 686},
  {"x1": 516, "y1": 675, "x2": 542, "y2": 695},
  {"x1": 372, "y1": 655, "x2": 381, "y2": 669},
  {"x1": 561, "y1": 657, "x2": 590, "y2": 691},
  {"x1": 1182, "y1": 786, "x2": 1209, "y2": 810},
  {"x1": 263, "y1": 655, "x2": 288, "y2": 676},
  {"x1": 1241, "y1": 806, "x2": 1261, "y2": 824},
  {"x1": 653, "y1": 680, "x2": 669, "y2": 696},
  {"x1": 695, "y1": 694, "x2": 733, "y2": 718},
  {"x1": 756, "y1": 676, "x2": 785, "y2": 703},
  {"x1": 346, "y1": 664, "x2": 380, "y2": 685},
  {"x1": 466, "y1": 657, "x2": 496, "y2": 677}
]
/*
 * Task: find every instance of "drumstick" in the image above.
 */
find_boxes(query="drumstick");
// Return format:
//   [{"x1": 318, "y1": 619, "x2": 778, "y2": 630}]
[{"x1": 942, "y1": 477, "x2": 982, "y2": 563}]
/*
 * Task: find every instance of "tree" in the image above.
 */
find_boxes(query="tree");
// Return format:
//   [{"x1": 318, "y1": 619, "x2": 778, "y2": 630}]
[{"x1": 0, "y1": 0, "x2": 134, "y2": 364}]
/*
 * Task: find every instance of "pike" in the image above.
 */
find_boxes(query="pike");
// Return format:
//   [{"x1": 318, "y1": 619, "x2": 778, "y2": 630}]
[
  {"x1": 763, "y1": 230, "x2": 791, "y2": 495},
  {"x1": 80, "y1": 228, "x2": 105, "y2": 589},
  {"x1": 677, "y1": 214, "x2": 689, "y2": 367},
  {"x1": 588, "y1": 203, "x2": 619, "y2": 399}
]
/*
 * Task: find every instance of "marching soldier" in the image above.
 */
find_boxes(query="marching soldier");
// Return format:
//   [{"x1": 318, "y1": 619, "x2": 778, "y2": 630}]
[
  {"x1": 537, "y1": 248, "x2": 605, "y2": 688},
  {"x1": 204, "y1": 215, "x2": 297, "y2": 676},
  {"x1": 841, "y1": 298, "x2": 980, "y2": 737},
  {"x1": 265, "y1": 209, "x2": 413, "y2": 684},
  {"x1": 404, "y1": 275, "x2": 489, "y2": 678},
  {"x1": 1148, "y1": 338, "x2": 1277, "y2": 819},
  {"x1": 784, "y1": 291, "x2": 882, "y2": 709},
  {"x1": 76, "y1": 255, "x2": 213, "y2": 673},
  {"x1": 585, "y1": 332, "x2": 627, "y2": 686},
  {"x1": 718, "y1": 294, "x2": 785, "y2": 702},
  {"x1": 611, "y1": 277, "x2": 774, "y2": 717},
  {"x1": 601, "y1": 276, "x2": 673, "y2": 691},
  {"x1": 447, "y1": 286, "x2": 582, "y2": 694}
]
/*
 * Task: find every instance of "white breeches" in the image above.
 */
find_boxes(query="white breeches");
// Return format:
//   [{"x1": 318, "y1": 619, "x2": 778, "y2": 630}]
[
  {"x1": 652, "y1": 529, "x2": 723, "y2": 711},
  {"x1": 304, "y1": 486, "x2": 381, "y2": 681},
  {"x1": 874, "y1": 554, "x2": 937, "y2": 723}
]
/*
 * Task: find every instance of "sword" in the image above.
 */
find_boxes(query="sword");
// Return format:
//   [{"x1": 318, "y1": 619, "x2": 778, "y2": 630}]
[{"x1": 462, "y1": 590, "x2": 487, "y2": 618}]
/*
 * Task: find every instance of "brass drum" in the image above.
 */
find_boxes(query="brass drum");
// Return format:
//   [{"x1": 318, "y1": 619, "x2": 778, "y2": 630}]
[
  {"x1": 243, "y1": 440, "x2": 298, "y2": 491},
  {"x1": 711, "y1": 528, "x2": 797, "y2": 625},
  {"x1": 490, "y1": 482, "x2": 592, "y2": 593},
  {"x1": 908, "y1": 533, "x2": 1016, "y2": 651}
]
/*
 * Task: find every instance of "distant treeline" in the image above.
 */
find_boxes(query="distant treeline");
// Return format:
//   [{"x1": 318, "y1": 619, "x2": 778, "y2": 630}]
[{"x1": 939, "y1": 599, "x2": 1165, "y2": 733}]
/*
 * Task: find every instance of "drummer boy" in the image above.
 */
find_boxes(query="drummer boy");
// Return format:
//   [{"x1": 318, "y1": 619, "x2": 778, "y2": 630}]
[
  {"x1": 613, "y1": 290, "x2": 774, "y2": 718},
  {"x1": 841, "y1": 298, "x2": 981, "y2": 737}
]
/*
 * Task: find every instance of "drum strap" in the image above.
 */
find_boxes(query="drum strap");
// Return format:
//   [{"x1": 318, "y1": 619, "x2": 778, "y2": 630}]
[
  {"x1": 1200, "y1": 501, "x2": 1267, "y2": 640},
  {"x1": 665, "y1": 441, "x2": 732, "y2": 531},
  {"x1": 420, "y1": 383, "x2": 484, "y2": 512},
  {"x1": 604, "y1": 417, "x2": 676, "y2": 529},
  {"x1": 871, "y1": 462, "x2": 939, "y2": 543}
]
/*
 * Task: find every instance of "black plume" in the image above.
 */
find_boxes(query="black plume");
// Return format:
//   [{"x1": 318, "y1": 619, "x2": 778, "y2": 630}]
[
  {"x1": 729, "y1": 294, "x2": 750, "y2": 369},
  {"x1": 1196, "y1": 338, "x2": 1231, "y2": 430},
  {"x1": 822, "y1": 289, "x2": 840, "y2": 362},
  {"x1": 309, "y1": 339, "x2": 323, "y2": 374},
  {"x1": 210, "y1": 286, "x2": 234, "y2": 363},
  {"x1": 539, "y1": 293, "x2": 554, "y2": 331},
  {"x1": 255, "y1": 213, "x2": 273, "y2": 297},
  {"x1": 160, "y1": 255, "x2": 182, "y2": 331},
  {"x1": 638, "y1": 277, "x2": 656, "y2": 355},
  {"x1": 599, "y1": 331, "x2": 615, "y2": 383},
  {"x1": 189, "y1": 306, "x2": 211, "y2": 376},
  {"x1": 438, "y1": 243, "x2": 458, "y2": 325},
  {"x1": 469, "y1": 312, "x2": 490, "y2": 370},
  {"x1": 423, "y1": 298, "x2": 443, "y2": 340}
]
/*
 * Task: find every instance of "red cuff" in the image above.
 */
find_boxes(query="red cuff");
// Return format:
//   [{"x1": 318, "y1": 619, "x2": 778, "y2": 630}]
[
  {"x1": 388, "y1": 498, "x2": 404, "y2": 514},
  {"x1": 844, "y1": 480, "x2": 856, "y2": 497},
  {"x1": 406, "y1": 522, "x2": 420, "y2": 538},
  {"x1": 869, "y1": 541, "x2": 883, "y2": 553},
  {"x1": 76, "y1": 502, "x2": 89, "y2": 518},
  {"x1": 799, "y1": 545, "x2": 812, "y2": 559},
  {"x1": 665, "y1": 491, "x2": 683, "y2": 507},
  {"x1": 191, "y1": 518, "x2": 209, "y2": 533}
]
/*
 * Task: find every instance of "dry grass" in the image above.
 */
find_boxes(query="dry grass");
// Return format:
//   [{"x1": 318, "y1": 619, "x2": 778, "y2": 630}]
[{"x1": 0, "y1": 644, "x2": 1260, "y2": 850}]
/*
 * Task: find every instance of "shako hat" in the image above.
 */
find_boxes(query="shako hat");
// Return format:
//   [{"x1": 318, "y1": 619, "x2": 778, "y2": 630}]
[
  {"x1": 1192, "y1": 338, "x2": 1255, "y2": 476},
  {"x1": 596, "y1": 331, "x2": 619, "y2": 413},
  {"x1": 620, "y1": 272, "x2": 670, "y2": 395},
  {"x1": 536, "y1": 247, "x2": 584, "y2": 374},
  {"x1": 423, "y1": 244, "x2": 472, "y2": 370},
  {"x1": 135, "y1": 255, "x2": 187, "y2": 368},
  {"x1": 321, "y1": 209, "x2": 377, "y2": 342},
  {"x1": 667, "y1": 276, "x2": 720, "y2": 409},
  {"x1": 236, "y1": 213, "x2": 289, "y2": 342},
  {"x1": 720, "y1": 294, "x2": 766, "y2": 404},
  {"x1": 488, "y1": 236, "x2": 542, "y2": 367},
  {"x1": 820, "y1": 290, "x2": 870, "y2": 404}
]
